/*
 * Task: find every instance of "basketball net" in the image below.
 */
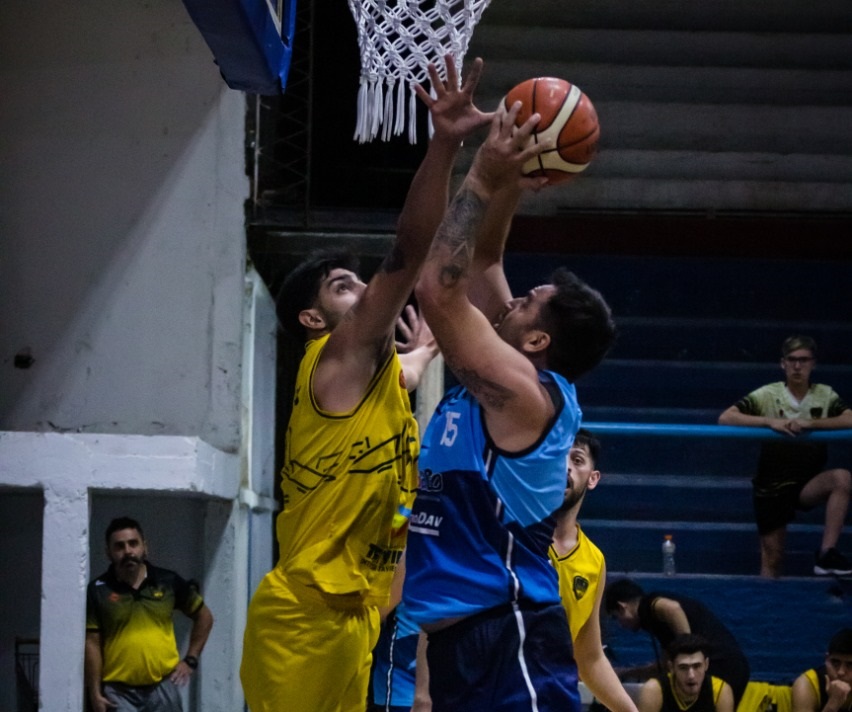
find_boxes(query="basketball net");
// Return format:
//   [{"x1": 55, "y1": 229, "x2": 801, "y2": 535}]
[{"x1": 347, "y1": 0, "x2": 492, "y2": 143}]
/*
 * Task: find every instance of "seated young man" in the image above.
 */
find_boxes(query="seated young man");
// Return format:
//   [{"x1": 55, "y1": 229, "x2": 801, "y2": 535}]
[
  {"x1": 718, "y1": 335, "x2": 852, "y2": 578},
  {"x1": 605, "y1": 578, "x2": 750, "y2": 707},
  {"x1": 792, "y1": 627, "x2": 852, "y2": 712},
  {"x1": 638, "y1": 635, "x2": 734, "y2": 712}
]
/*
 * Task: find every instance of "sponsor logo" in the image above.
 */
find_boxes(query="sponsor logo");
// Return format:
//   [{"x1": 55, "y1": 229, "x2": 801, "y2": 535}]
[
  {"x1": 363, "y1": 544, "x2": 404, "y2": 572},
  {"x1": 418, "y1": 469, "x2": 443, "y2": 493},
  {"x1": 408, "y1": 509, "x2": 443, "y2": 537},
  {"x1": 410, "y1": 512, "x2": 442, "y2": 528}
]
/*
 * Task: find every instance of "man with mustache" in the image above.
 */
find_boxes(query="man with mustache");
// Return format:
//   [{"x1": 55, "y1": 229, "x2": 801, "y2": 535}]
[{"x1": 85, "y1": 517, "x2": 214, "y2": 712}]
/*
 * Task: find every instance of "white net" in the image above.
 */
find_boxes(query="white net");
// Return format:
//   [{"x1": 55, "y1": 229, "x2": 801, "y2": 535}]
[{"x1": 347, "y1": 0, "x2": 492, "y2": 143}]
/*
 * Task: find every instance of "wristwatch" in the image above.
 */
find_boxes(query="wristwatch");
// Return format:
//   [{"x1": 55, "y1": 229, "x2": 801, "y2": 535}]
[{"x1": 183, "y1": 655, "x2": 199, "y2": 670}]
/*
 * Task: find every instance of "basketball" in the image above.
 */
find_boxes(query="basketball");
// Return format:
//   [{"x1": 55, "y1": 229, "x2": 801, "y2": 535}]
[{"x1": 499, "y1": 77, "x2": 600, "y2": 184}]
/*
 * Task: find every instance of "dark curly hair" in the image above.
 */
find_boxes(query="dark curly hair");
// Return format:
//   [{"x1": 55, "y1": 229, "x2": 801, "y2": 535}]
[
  {"x1": 667, "y1": 634, "x2": 710, "y2": 660},
  {"x1": 603, "y1": 578, "x2": 645, "y2": 614},
  {"x1": 828, "y1": 628, "x2": 852, "y2": 655},
  {"x1": 105, "y1": 516, "x2": 144, "y2": 545},
  {"x1": 535, "y1": 268, "x2": 616, "y2": 382},
  {"x1": 573, "y1": 428, "x2": 601, "y2": 468},
  {"x1": 275, "y1": 250, "x2": 360, "y2": 338}
]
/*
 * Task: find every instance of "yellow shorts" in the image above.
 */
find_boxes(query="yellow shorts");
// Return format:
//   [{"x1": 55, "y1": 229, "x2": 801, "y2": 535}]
[{"x1": 240, "y1": 567, "x2": 380, "y2": 712}]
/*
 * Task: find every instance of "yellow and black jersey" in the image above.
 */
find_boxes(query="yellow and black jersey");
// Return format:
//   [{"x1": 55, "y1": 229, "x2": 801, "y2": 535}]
[
  {"x1": 549, "y1": 523, "x2": 605, "y2": 642},
  {"x1": 659, "y1": 673, "x2": 726, "y2": 712},
  {"x1": 86, "y1": 564, "x2": 204, "y2": 685},
  {"x1": 276, "y1": 334, "x2": 419, "y2": 606}
]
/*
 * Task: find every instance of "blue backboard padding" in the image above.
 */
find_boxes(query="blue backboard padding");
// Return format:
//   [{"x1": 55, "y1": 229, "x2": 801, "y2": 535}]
[{"x1": 182, "y1": 0, "x2": 297, "y2": 94}]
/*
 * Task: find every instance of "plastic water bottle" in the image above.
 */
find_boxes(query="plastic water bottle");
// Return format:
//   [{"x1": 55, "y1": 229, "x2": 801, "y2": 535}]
[{"x1": 662, "y1": 534, "x2": 676, "y2": 576}]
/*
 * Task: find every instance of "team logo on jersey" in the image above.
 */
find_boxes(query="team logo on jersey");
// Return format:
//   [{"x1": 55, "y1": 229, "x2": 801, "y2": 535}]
[
  {"x1": 109, "y1": 592, "x2": 121, "y2": 603},
  {"x1": 572, "y1": 575, "x2": 589, "y2": 601},
  {"x1": 152, "y1": 589, "x2": 164, "y2": 599}
]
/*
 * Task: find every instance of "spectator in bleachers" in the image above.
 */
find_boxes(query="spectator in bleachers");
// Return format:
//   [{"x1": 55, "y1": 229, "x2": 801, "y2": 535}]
[
  {"x1": 718, "y1": 335, "x2": 852, "y2": 578},
  {"x1": 637, "y1": 634, "x2": 733, "y2": 712},
  {"x1": 791, "y1": 627, "x2": 852, "y2": 712},
  {"x1": 604, "y1": 578, "x2": 750, "y2": 706}
]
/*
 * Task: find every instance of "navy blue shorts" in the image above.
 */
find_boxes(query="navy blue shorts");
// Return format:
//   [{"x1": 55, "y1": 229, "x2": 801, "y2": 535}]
[{"x1": 426, "y1": 601, "x2": 580, "y2": 712}]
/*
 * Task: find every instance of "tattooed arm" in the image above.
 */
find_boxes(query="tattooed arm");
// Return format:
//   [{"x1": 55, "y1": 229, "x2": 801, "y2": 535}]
[
  {"x1": 316, "y1": 56, "x2": 491, "y2": 411},
  {"x1": 414, "y1": 105, "x2": 556, "y2": 451},
  {"x1": 466, "y1": 182, "x2": 521, "y2": 323}
]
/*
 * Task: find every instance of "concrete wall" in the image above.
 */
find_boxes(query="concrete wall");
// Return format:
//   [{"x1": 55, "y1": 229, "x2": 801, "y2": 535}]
[
  {"x1": 0, "y1": 0, "x2": 246, "y2": 453},
  {"x1": 0, "y1": 1, "x2": 268, "y2": 711}
]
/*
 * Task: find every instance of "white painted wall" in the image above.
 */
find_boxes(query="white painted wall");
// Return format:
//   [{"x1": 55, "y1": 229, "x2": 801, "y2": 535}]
[
  {"x1": 0, "y1": 0, "x2": 246, "y2": 452},
  {"x1": 0, "y1": 0, "x2": 277, "y2": 711}
]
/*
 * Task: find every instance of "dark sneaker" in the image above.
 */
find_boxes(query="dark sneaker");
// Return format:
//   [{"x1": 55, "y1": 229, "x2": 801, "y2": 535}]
[{"x1": 814, "y1": 548, "x2": 852, "y2": 576}]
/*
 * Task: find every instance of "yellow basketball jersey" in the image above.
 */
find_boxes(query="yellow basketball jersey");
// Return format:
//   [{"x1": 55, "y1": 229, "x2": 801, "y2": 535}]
[
  {"x1": 276, "y1": 335, "x2": 419, "y2": 606},
  {"x1": 549, "y1": 524, "x2": 605, "y2": 641}
]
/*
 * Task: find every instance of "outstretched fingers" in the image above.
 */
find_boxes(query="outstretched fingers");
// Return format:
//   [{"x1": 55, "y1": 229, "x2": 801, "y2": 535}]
[
  {"x1": 443, "y1": 54, "x2": 460, "y2": 92},
  {"x1": 414, "y1": 55, "x2": 460, "y2": 106},
  {"x1": 458, "y1": 56, "x2": 483, "y2": 97},
  {"x1": 415, "y1": 55, "x2": 493, "y2": 141}
]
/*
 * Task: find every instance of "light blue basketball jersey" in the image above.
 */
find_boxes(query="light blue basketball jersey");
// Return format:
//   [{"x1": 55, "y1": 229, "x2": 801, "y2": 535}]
[{"x1": 403, "y1": 370, "x2": 581, "y2": 626}]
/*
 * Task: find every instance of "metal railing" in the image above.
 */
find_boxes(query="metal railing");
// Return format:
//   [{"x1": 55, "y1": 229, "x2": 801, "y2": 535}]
[{"x1": 584, "y1": 422, "x2": 852, "y2": 441}]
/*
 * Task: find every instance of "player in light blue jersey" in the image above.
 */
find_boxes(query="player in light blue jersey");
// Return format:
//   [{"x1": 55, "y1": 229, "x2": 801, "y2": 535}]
[{"x1": 403, "y1": 76, "x2": 616, "y2": 712}]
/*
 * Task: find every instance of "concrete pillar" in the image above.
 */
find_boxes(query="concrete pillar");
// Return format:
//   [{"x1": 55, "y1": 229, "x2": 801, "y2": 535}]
[
  {"x1": 39, "y1": 484, "x2": 89, "y2": 712},
  {"x1": 415, "y1": 354, "x2": 444, "y2": 430},
  {"x1": 199, "y1": 498, "x2": 242, "y2": 712}
]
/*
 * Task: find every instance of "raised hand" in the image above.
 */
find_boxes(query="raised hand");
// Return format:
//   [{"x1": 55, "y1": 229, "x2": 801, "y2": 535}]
[
  {"x1": 414, "y1": 55, "x2": 492, "y2": 142},
  {"x1": 468, "y1": 100, "x2": 550, "y2": 195}
]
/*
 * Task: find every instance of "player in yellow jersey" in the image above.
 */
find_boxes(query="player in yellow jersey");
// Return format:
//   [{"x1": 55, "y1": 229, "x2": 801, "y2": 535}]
[
  {"x1": 638, "y1": 635, "x2": 733, "y2": 712},
  {"x1": 239, "y1": 56, "x2": 491, "y2": 712},
  {"x1": 792, "y1": 628, "x2": 852, "y2": 712},
  {"x1": 550, "y1": 429, "x2": 640, "y2": 712}
]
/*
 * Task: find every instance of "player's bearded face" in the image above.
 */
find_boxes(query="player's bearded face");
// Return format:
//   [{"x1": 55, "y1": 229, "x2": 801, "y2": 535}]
[
  {"x1": 561, "y1": 477, "x2": 586, "y2": 510},
  {"x1": 107, "y1": 528, "x2": 147, "y2": 569},
  {"x1": 561, "y1": 444, "x2": 596, "y2": 510}
]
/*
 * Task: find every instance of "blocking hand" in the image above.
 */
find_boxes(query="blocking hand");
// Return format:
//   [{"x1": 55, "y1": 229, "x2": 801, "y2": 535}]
[{"x1": 414, "y1": 55, "x2": 493, "y2": 143}]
